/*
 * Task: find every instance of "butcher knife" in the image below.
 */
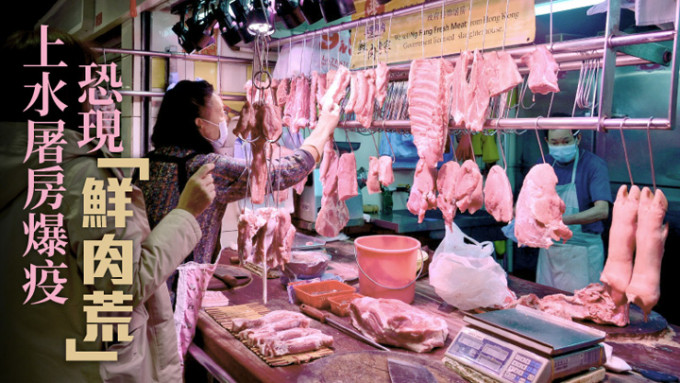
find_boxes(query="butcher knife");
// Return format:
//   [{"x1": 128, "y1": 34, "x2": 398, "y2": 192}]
[
  {"x1": 299, "y1": 304, "x2": 391, "y2": 352},
  {"x1": 387, "y1": 358, "x2": 437, "y2": 383}
]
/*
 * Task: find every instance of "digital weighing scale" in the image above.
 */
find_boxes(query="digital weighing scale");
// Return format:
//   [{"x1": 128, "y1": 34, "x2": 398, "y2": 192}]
[{"x1": 443, "y1": 306, "x2": 608, "y2": 383}]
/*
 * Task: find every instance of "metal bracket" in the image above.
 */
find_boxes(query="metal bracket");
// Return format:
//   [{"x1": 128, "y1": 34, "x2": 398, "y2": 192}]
[{"x1": 617, "y1": 38, "x2": 672, "y2": 66}]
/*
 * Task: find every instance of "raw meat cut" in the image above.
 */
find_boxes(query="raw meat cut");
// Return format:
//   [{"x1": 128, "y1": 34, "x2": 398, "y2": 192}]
[
  {"x1": 375, "y1": 62, "x2": 389, "y2": 108},
  {"x1": 258, "y1": 102, "x2": 283, "y2": 141},
  {"x1": 454, "y1": 160, "x2": 484, "y2": 214},
  {"x1": 378, "y1": 156, "x2": 394, "y2": 187},
  {"x1": 249, "y1": 106, "x2": 271, "y2": 204},
  {"x1": 514, "y1": 164, "x2": 572, "y2": 248},
  {"x1": 355, "y1": 69, "x2": 376, "y2": 129},
  {"x1": 261, "y1": 330, "x2": 333, "y2": 357},
  {"x1": 292, "y1": 178, "x2": 306, "y2": 195},
  {"x1": 344, "y1": 72, "x2": 359, "y2": 114},
  {"x1": 234, "y1": 102, "x2": 256, "y2": 139},
  {"x1": 521, "y1": 46, "x2": 560, "y2": 95},
  {"x1": 600, "y1": 185, "x2": 640, "y2": 306},
  {"x1": 406, "y1": 159, "x2": 437, "y2": 223},
  {"x1": 276, "y1": 78, "x2": 290, "y2": 106},
  {"x1": 437, "y1": 161, "x2": 460, "y2": 229},
  {"x1": 455, "y1": 132, "x2": 474, "y2": 162},
  {"x1": 231, "y1": 310, "x2": 310, "y2": 333},
  {"x1": 349, "y1": 296, "x2": 449, "y2": 353},
  {"x1": 451, "y1": 51, "x2": 473, "y2": 126},
  {"x1": 291, "y1": 76, "x2": 311, "y2": 133},
  {"x1": 366, "y1": 156, "x2": 381, "y2": 194},
  {"x1": 484, "y1": 51, "x2": 523, "y2": 97},
  {"x1": 321, "y1": 65, "x2": 351, "y2": 111},
  {"x1": 244, "y1": 79, "x2": 274, "y2": 105},
  {"x1": 408, "y1": 58, "x2": 451, "y2": 169},
  {"x1": 237, "y1": 208, "x2": 266, "y2": 264},
  {"x1": 483, "y1": 165, "x2": 514, "y2": 223},
  {"x1": 326, "y1": 69, "x2": 336, "y2": 88},
  {"x1": 625, "y1": 187, "x2": 668, "y2": 320},
  {"x1": 338, "y1": 152, "x2": 359, "y2": 201},
  {"x1": 315, "y1": 141, "x2": 349, "y2": 237},
  {"x1": 464, "y1": 50, "x2": 490, "y2": 132},
  {"x1": 316, "y1": 73, "x2": 327, "y2": 108},
  {"x1": 511, "y1": 283, "x2": 629, "y2": 327},
  {"x1": 282, "y1": 76, "x2": 298, "y2": 128},
  {"x1": 238, "y1": 208, "x2": 295, "y2": 269},
  {"x1": 309, "y1": 71, "x2": 319, "y2": 128}
]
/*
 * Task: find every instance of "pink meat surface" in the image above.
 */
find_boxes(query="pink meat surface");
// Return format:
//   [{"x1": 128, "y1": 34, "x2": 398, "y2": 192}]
[
  {"x1": 464, "y1": 50, "x2": 490, "y2": 132},
  {"x1": 319, "y1": 141, "x2": 339, "y2": 196},
  {"x1": 366, "y1": 156, "x2": 381, "y2": 194},
  {"x1": 316, "y1": 73, "x2": 327, "y2": 107},
  {"x1": 600, "y1": 185, "x2": 640, "y2": 306},
  {"x1": 355, "y1": 69, "x2": 376, "y2": 129},
  {"x1": 262, "y1": 331, "x2": 334, "y2": 357},
  {"x1": 484, "y1": 51, "x2": 523, "y2": 97},
  {"x1": 232, "y1": 310, "x2": 309, "y2": 333},
  {"x1": 259, "y1": 102, "x2": 283, "y2": 141},
  {"x1": 321, "y1": 65, "x2": 350, "y2": 111},
  {"x1": 483, "y1": 165, "x2": 514, "y2": 223},
  {"x1": 451, "y1": 51, "x2": 473, "y2": 126},
  {"x1": 375, "y1": 62, "x2": 389, "y2": 108},
  {"x1": 237, "y1": 208, "x2": 266, "y2": 264},
  {"x1": 437, "y1": 161, "x2": 460, "y2": 229},
  {"x1": 291, "y1": 76, "x2": 310, "y2": 133},
  {"x1": 309, "y1": 71, "x2": 319, "y2": 128},
  {"x1": 283, "y1": 76, "x2": 297, "y2": 128},
  {"x1": 276, "y1": 78, "x2": 290, "y2": 106},
  {"x1": 378, "y1": 156, "x2": 394, "y2": 187},
  {"x1": 521, "y1": 46, "x2": 560, "y2": 95},
  {"x1": 407, "y1": 58, "x2": 451, "y2": 168},
  {"x1": 407, "y1": 159, "x2": 437, "y2": 223},
  {"x1": 454, "y1": 160, "x2": 484, "y2": 214},
  {"x1": 350, "y1": 296, "x2": 449, "y2": 353},
  {"x1": 338, "y1": 152, "x2": 359, "y2": 201},
  {"x1": 316, "y1": 141, "x2": 349, "y2": 237},
  {"x1": 344, "y1": 72, "x2": 359, "y2": 113},
  {"x1": 626, "y1": 187, "x2": 668, "y2": 320},
  {"x1": 514, "y1": 163, "x2": 572, "y2": 248}
]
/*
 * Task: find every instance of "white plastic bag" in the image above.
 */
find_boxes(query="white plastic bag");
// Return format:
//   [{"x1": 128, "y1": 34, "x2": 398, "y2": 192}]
[{"x1": 429, "y1": 223, "x2": 513, "y2": 310}]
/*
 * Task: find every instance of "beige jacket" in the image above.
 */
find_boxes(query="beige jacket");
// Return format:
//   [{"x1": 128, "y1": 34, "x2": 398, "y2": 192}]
[{"x1": 0, "y1": 122, "x2": 201, "y2": 382}]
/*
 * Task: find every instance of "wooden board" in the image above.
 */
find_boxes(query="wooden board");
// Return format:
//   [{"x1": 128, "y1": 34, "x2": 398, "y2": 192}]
[
  {"x1": 296, "y1": 351, "x2": 466, "y2": 383},
  {"x1": 204, "y1": 303, "x2": 334, "y2": 367}
]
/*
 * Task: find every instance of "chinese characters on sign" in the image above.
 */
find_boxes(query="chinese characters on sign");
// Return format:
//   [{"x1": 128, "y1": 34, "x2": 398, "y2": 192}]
[{"x1": 22, "y1": 25, "x2": 145, "y2": 362}]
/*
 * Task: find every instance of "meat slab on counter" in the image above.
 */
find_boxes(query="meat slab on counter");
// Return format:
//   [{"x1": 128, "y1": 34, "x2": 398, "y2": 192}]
[
  {"x1": 521, "y1": 46, "x2": 560, "y2": 95},
  {"x1": 378, "y1": 156, "x2": 394, "y2": 187},
  {"x1": 349, "y1": 296, "x2": 449, "y2": 353},
  {"x1": 454, "y1": 160, "x2": 484, "y2": 214},
  {"x1": 406, "y1": 159, "x2": 438, "y2": 223},
  {"x1": 315, "y1": 141, "x2": 349, "y2": 237},
  {"x1": 407, "y1": 58, "x2": 453, "y2": 169},
  {"x1": 338, "y1": 152, "x2": 359, "y2": 201},
  {"x1": 436, "y1": 161, "x2": 460, "y2": 229},
  {"x1": 625, "y1": 187, "x2": 669, "y2": 320},
  {"x1": 600, "y1": 185, "x2": 640, "y2": 306},
  {"x1": 511, "y1": 283, "x2": 630, "y2": 327},
  {"x1": 484, "y1": 165, "x2": 514, "y2": 223},
  {"x1": 230, "y1": 310, "x2": 334, "y2": 357},
  {"x1": 366, "y1": 156, "x2": 381, "y2": 194},
  {"x1": 514, "y1": 163, "x2": 572, "y2": 248}
]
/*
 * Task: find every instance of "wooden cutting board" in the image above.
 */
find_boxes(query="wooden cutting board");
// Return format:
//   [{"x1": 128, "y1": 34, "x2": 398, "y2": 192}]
[{"x1": 296, "y1": 351, "x2": 466, "y2": 383}]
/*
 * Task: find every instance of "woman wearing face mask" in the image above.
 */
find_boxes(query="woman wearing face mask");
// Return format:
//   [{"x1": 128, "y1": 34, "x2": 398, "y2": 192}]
[
  {"x1": 137, "y1": 80, "x2": 339, "y2": 303},
  {"x1": 535, "y1": 128, "x2": 613, "y2": 291}
]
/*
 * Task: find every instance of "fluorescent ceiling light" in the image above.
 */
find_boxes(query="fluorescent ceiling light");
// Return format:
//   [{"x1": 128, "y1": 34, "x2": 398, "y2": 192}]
[{"x1": 534, "y1": 0, "x2": 603, "y2": 16}]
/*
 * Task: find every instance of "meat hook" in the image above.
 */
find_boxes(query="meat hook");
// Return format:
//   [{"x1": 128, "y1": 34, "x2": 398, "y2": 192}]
[
  {"x1": 619, "y1": 117, "x2": 634, "y2": 186},
  {"x1": 534, "y1": 116, "x2": 546, "y2": 163},
  {"x1": 646, "y1": 117, "x2": 657, "y2": 190}
]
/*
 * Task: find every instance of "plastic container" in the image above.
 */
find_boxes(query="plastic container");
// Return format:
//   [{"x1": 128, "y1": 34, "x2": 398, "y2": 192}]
[
  {"x1": 327, "y1": 293, "x2": 364, "y2": 317},
  {"x1": 355, "y1": 235, "x2": 421, "y2": 304},
  {"x1": 283, "y1": 251, "x2": 330, "y2": 281},
  {"x1": 293, "y1": 280, "x2": 356, "y2": 309}
]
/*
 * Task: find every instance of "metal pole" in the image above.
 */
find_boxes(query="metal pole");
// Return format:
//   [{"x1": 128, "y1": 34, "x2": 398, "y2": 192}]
[
  {"x1": 337, "y1": 117, "x2": 671, "y2": 131},
  {"x1": 597, "y1": 0, "x2": 622, "y2": 131},
  {"x1": 92, "y1": 47, "x2": 270, "y2": 65},
  {"x1": 119, "y1": 90, "x2": 246, "y2": 101}
]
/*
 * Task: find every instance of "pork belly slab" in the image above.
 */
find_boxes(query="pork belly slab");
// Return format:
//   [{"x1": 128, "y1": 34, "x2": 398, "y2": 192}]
[
  {"x1": 350, "y1": 296, "x2": 448, "y2": 353},
  {"x1": 514, "y1": 163, "x2": 572, "y2": 248},
  {"x1": 521, "y1": 46, "x2": 560, "y2": 95},
  {"x1": 484, "y1": 165, "x2": 514, "y2": 223}
]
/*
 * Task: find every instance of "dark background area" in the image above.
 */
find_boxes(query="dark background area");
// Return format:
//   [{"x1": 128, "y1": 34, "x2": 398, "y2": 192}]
[{"x1": 1, "y1": 1, "x2": 58, "y2": 44}]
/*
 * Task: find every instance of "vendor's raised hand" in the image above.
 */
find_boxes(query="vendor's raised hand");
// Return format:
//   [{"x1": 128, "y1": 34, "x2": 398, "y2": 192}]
[
  {"x1": 317, "y1": 103, "x2": 341, "y2": 139},
  {"x1": 177, "y1": 163, "x2": 216, "y2": 217}
]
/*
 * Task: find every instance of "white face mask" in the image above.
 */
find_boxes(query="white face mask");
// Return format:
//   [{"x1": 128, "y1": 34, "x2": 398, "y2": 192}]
[{"x1": 202, "y1": 118, "x2": 229, "y2": 150}]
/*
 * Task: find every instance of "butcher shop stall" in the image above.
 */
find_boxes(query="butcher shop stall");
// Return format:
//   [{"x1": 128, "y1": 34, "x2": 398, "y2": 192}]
[{"x1": 27, "y1": 0, "x2": 680, "y2": 381}]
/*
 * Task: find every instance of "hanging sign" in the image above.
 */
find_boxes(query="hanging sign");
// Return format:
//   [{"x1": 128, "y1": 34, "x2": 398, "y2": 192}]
[{"x1": 349, "y1": 0, "x2": 536, "y2": 69}]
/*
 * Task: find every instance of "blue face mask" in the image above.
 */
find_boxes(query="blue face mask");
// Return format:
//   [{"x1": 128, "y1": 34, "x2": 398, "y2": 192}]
[{"x1": 548, "y1": 143, "x2": 578, "y2": 163}]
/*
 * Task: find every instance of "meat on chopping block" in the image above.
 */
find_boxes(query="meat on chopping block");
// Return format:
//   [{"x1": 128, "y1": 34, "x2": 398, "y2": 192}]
[
  {"x1": 321, "y1": 65, "x2": 351, "y2": 112},
  {"x1": 232, "y1": 310, "x2": 309, "y2": 333},
  {"x1": 261, "y1": 329, "x2": 334, "y2": 357},
  {"x1": 626, "y1": 187, "x2": 669, "y2": 320},
  {"x1": 408, "y1": 58, "x2": 452, "y2": 169},
  {"x1": 484, "y1": 165, "x2": 514, "y2": 223},
  {"x1": 378, "y1": 156, "x2": 394, "y2": 187},
  {"x1": 521, "y1": 46, "x2": 560, "y2": 95},
  {"x1": 407, "y1": 159, "x2": 437, "y2": 223},
  {"x1": 375, "y1": 62, "x2": 389, "y2": 108},
  {"x1": 450, "y1": 50, "x2": 473, "y2": 126},
  {"x1": 349, "y1": 296, "x2": 449, "y2": 353},
  {"x1": 437, "y1": 161, "x2": 460, "y2": 229},
  {"x1": 464, "y1": 50, "x2": 490, "y2": 132},
  {"x1": 338, "y1": 152, "x2": 359, "y2": 201},
  {"x1": 600, "y1": 185, "x2": 641, "y2": 306},
  {"x1": 454, "y1": 160, "x2": 484, "y2": 214},
  {"x1": 366, "y1": 156, "x2": 381, "y2": 194},
  {"x1": 484, "y1": 50, "x2": 523, "y2": 97},
  {"x1": 514, "y1": 163, "x2": 572, "y2": 248}
]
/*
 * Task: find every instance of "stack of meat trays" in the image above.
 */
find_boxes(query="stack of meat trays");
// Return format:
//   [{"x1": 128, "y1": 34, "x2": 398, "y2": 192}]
[{"x1": 205, "y1": 303, "x2": 334, "y2": 366}]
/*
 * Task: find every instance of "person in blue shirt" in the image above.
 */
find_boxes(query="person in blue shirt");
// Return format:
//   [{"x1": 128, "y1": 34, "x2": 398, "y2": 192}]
[{"x1": 536, "y1": 128, "x2": 613, "y2": 291}]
